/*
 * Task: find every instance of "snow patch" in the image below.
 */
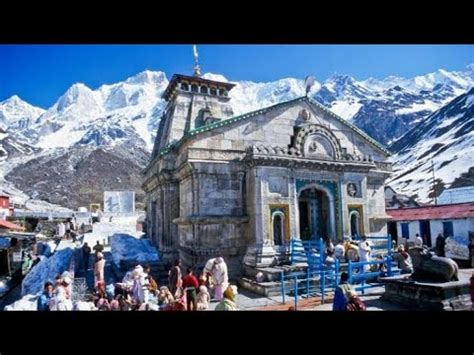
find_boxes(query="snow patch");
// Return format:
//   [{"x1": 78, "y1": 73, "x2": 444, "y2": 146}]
[
  {"x1": 202, "y1": 72, "x2": 229, "y2": 82},
  {"x1": 329, "y1": 100, "x2": 362, "y2": 120},
  {"x1": 395, "y1": 101, "x2": 440, "y2": 115},
  {"x1": 465, "y1": 93, "x2": 474, "y2": 108},
  {"x1": 4, "y1": 294, "x2": 38, "y2": 311}
]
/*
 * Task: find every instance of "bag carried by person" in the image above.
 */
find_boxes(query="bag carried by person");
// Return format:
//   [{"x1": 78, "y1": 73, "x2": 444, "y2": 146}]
[{"x1": 346, "y1": 296, "x2": 366, "y2": 311}]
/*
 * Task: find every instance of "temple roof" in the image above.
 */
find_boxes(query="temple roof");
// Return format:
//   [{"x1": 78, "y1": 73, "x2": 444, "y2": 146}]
[
  {"x1": 151, "y1": 95, "x2": 391, "y2": 161},
  {"x1": 162, "y1": 74, "x2": 236, "y2": 101}
]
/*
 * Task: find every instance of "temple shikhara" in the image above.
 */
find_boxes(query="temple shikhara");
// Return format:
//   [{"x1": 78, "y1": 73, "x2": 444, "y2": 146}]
[{"x1": 142, "y1": 52, "x2": 393, "y2": 277}]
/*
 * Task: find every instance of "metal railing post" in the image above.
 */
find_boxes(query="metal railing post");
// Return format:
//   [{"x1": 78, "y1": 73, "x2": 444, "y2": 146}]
[
  {"x1": 294, "y1": 275, "x2": 298, "y2": 311},
  {"x1": 306, "y1": 267, "x2": 310, "y2": 298},
  {"x1": 361, "y1": 268, "x2": 366, "y2": 295},
  {"x1": 319, "y1": 238, "x2": 324, "y2": 266},
  {"x1": 387, "y1": 234, "x2": 391, "y2": 254},
  {"x1": 386, "y1": 255, "x2": 392, "y2": 277},
  {"x1": 321, "y1": 269, "x2": 326, "y2": 304},
  {"x1": 281, "y1": 271, "x2": 286, "y2": 304}
]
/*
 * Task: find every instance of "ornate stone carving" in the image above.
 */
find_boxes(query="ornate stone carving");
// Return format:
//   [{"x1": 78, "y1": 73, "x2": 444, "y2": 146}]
[
  {"x1": 293, "y1": 124, "x2": 343, "y2": 159},
  {"x1": 308, "y1": 141, "x2": 318, "y2": 153},
  {"x1": 347, "y1": 182, "x2": 358, "y2": 197},
  {"x1": 268, "y1": 177, "x2": 288, "y2": 196},
  {"x1": 300, "y1": 108, "x2": 311, "y2": 122},
  {"x1": 374, "y1": 161, "x2": 392, "y2": 171},
  {"x1": 304, "y1": 134, "x2": 335, "y2": 158}
]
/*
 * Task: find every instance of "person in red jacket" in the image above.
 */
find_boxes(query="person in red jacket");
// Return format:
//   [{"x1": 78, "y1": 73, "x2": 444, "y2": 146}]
[{"x1": 182, "y1": 268, "x2": 199, "y2": 311}]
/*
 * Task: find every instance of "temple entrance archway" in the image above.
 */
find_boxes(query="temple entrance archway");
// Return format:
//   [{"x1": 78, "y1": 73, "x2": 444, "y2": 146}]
[
  {"x1": 350, "y1": 211, "x2": 360, "y2": 237},
  {"x1": 348, "y1": 205, "x2": 364, "y2": 238},
  {"x1": 298, "y1": 186, "x2": 335, "y2": 241}
]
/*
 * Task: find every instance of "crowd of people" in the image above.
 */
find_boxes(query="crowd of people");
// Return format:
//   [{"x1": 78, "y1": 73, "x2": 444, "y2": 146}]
[
  {"x1": 90, "y1": 256, "x2": 238, "y2": 311},
  {"x1": 36, "y1": 251, "x2": 238, "y2": 311},
  {"x1": 322, "y1": 234, "x2": 421, "y2": 275}
]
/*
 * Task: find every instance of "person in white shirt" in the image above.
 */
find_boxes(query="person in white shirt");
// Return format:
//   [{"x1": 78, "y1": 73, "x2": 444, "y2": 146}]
[
  {"x1": 139, "y1": 265, "x2": 150, "y2": 304},
  {"x1": 51, "y1": 276, "x2": 73, "y2": 311},
  {"x1": 358, "y1": 236, "x2": 371, "y2": 272},
  {"x1": 334, "y1": 241, "x2": 346, "y2": 263},
  {"x1": 211, "y1": 257, "x2": 229, "y2": 301},
  {"x1": 415, "y1": 234, "x2": 423, "y2": 247}
]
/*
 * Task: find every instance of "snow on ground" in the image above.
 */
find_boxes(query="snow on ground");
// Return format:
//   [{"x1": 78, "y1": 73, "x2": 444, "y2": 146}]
[
  {"x1": 36, "y1": 122, "x2": 88, "y2": 149},
  {"x1": 21, "y1": 243, "x2": 74, "y2": 297},
  {"x1": 111, "y1": 233, "x2": 159, "y2": 267},
  {"x1": 83, "y1": 216, "x2": 141, "y2": 246},
  {"x1": 4, "y1": 294, "x2": 38, "y2": 311},
  {"x1": 466, "y1": 94, "x2": 474, "y2": 108},
  {"x1": 74, "y1": 301, "x2": 96, "y2": 311},
  {"x1": 436, "y1": 113, "x2": 463, "y2": 129},
  {"x1": 0, "y1": 281, "x2": 7, "y2": 294},
  {"x1": 80, "y1": 215, "x2": 158, "y2": 268},
  {"x1": 131, "y1": 116, "x2": 154, "y2": 152}
]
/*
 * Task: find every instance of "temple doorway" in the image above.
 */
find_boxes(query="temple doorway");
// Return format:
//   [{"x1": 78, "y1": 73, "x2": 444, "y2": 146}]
[{"x1": 298, "y1": 187, "x2": 331, "y2": 241}]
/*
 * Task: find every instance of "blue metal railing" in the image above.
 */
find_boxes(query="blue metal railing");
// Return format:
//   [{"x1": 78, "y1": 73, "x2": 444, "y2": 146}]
[
  {"x1": 289, "y1": 238, "x2": 325, "y2": 270},
  {"x1": 282, "y1": 235, "x2": 404, "y2": 307},
  {"x1": 347, "y1": 234, "x2": 401, "y2": 294},
  {"x1": 280, "y1": 261, "x2": 339, "y2": 310}
]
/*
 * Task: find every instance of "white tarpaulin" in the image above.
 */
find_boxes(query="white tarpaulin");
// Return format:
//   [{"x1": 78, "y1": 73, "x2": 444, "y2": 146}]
[{"x1": 103, "y1": 191, "x2": 135, "y2": 214}]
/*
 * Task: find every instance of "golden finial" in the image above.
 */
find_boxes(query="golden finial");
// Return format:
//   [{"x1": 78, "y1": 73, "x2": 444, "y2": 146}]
[{"x1": 193, "y1": 45, "x2": 201, "y2": 77}]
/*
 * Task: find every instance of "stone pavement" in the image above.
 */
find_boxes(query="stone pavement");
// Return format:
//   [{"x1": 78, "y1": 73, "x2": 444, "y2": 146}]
[
  {"x1": 214, "y1": 284, "x2": 412, "y2": 311},
  {"x1": 208, "y1": 288, "x2": 283, "y2": 310},
  {"x1": 312, "y1": 294, "x2": 409, "y2": 311}
]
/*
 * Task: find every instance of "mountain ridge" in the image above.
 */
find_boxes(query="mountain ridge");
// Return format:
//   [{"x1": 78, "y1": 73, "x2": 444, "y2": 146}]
[{"x1": 1, "y1": 64, "x2": 473, "y2": 207}]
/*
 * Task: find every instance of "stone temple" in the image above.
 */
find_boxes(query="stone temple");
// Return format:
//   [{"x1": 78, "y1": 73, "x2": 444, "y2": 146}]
[{"x1": 142, "y1": 67, "x2": 392, "y2": 277}]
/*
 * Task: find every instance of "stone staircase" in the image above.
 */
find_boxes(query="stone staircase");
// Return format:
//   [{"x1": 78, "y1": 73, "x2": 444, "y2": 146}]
[
  {"x1": 239, "y1": 263, "x2": 332, "y2": 297},
  {"x1": 238, "y1": 261, "x2": 379, "y2": 297}
]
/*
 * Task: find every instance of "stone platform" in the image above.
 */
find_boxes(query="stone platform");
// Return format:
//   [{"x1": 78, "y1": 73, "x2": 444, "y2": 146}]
[
  {"x1": 239, "y1": 263, "x2": 308, "y2": 296},
  {"x1": 239, "y1": 261, "x2": 355, "y2": 296},
  {"x1": 381, "y1": 268, "x2": 473, "y2": 311}
]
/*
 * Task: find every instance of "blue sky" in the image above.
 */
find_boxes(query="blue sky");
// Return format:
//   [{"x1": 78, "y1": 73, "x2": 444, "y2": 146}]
[{"x1": 1, "y1": 45, "x2": 473, "y2": 108}]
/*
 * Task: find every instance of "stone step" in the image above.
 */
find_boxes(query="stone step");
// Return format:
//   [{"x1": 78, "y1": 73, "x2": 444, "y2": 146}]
[
  {"x1": 238, "y1": 276, "x2": 332, "y2": 297},
  {"x1": 243, "y1": 263, "x2": 310, "y2": 282}
]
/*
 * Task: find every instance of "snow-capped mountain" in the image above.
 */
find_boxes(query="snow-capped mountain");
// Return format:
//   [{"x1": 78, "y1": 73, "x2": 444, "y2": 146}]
[
  {"x1": 387, "y1": 88, "x2": 474, "y2": 202},
  {"x1": 316, "y1": 66, "x2": 474, "y2": 145},
  {"x1": 1, "y1": 64, "x2": 473, "y2": 208},
  {"x1": 0, "y1": 95, "x2": 45, "y2": 131},
  {"x1": 18, "y1": 70, "x2": 168, "y2": 152},
  {"x1": 3, "y1": 65, "x2": 473, "y2": 155}
]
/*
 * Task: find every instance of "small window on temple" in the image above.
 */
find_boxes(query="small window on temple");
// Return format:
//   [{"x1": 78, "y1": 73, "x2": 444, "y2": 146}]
[
  {"x1": 181, "y1": 83, "x2": 189, "y2": 91},
  {"x1": 222, "y1": 90, "x2": 228, "y2": 97},
  {"x1": 218, "y1": 89, "x2": 225, "y2": 96},
  {"x1": 210, "y1": 88, "x2": 217, "y2": 95},
  {"x1": 200, "y1": 86, "x2": 208, "y2": 94},
  {"x1": 191, "y1": 84, "x2": 199, "y2": 93}
]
